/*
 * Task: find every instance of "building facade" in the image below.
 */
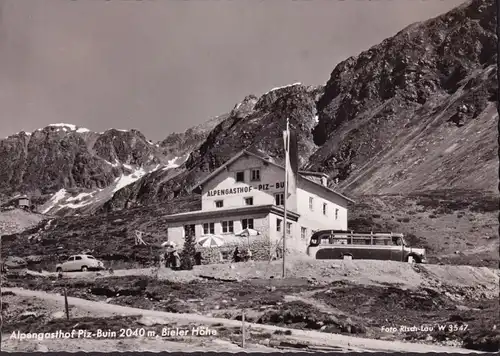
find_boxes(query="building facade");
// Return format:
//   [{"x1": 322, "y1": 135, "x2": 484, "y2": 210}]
[{"x1": 164, "y1": 150, "x2": 354, "y2": 253}]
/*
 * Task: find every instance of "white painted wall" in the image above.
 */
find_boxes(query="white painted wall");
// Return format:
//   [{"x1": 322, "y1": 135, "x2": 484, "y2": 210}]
[
  {"x1": 200, "y1": 155, "x2": 297, "y2": 212},
  {"x1": 268, "y1": 212, "x2": 303, "y2": 252},
  {"x1": 296, "y1": 178, "x2": 348, "y2": 233},
  {"x1": 167, "y1": 212, "x2": 270, "y2": 247}
]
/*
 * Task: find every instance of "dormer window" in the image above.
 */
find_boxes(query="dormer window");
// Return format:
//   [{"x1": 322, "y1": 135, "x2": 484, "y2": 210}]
[
  {"x1": 236, "y1": 171, "x2": 245, "y2": 182},
  {"x1": 250, "y1": 169, "x2": 261, "y2": 181}
]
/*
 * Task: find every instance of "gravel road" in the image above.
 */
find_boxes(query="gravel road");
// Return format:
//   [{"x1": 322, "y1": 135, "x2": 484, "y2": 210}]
[{"x1": 4, "y1": 287, "x2": 480, "y2": 353}]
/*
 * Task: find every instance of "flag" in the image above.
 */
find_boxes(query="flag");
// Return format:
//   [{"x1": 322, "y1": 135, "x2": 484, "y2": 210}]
[{"x1": 283, "y1": 119, "x2": 298, "y2": 198}]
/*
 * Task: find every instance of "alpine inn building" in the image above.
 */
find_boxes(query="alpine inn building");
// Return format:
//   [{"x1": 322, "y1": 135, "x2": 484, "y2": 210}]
[{"x1": 164, "y1": 150, "x2": 354, "y2": 253}]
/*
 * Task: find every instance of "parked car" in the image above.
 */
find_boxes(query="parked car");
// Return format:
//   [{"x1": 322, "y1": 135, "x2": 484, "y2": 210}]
[{"x1": 56, "y1": 255, "x2": 105, "y2": 272}]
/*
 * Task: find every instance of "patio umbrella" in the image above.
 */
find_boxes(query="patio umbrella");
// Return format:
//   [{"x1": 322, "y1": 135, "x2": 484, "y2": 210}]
[
  {"x1": 235, "y1": 228, "x2": 260, "y2": 237},
  {"x1": 161, "y1": 241, "x2": 176, "y2": 248},
  {"x1": 197, "y1": 235, "x2": 225, "y2": 248}
]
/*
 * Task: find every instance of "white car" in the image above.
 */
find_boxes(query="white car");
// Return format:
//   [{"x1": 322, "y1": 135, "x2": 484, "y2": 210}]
[{"x1": 56, "y1": 254, "x2": 105, "y2": 272}]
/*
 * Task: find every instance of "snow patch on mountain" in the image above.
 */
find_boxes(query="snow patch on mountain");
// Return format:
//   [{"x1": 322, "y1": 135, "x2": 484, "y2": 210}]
[
  {"x1": 113, "y1": 164, "x2": 161, "y2": 193},
  {"x1": 39, "y1": 164, "x2": 163, "y2": 215},
  {"x1": 49, "y1": 123, "x2": 77, "y2": 130},
  {"x1": 41, "y1": 189, "x2": 71, "y2": 214},
  {"x1": 29, "y1": 123, "x2": 93, "y2": 134},
  {"x1": 263, "y1": 82, "x2": 301, "y2": 95},
  {"x1": 162, "y1": 154, "x2": 189, "y2": 171},
  {"x1": 39, "y1": 188, "x2": 103, "y2": 215},
  {"x1": 104, "y1": 159, "x2": 121, "y2": 167}
]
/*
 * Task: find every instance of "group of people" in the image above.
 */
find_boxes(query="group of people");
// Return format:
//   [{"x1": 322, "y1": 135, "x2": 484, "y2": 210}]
[
  {"x1": 162, "y1": 248, "x2": 203, "y2": 270},
  {"x1": 162, "y1": 248, "x2": 181, "y2": 270},
  {"x1": 160, "y1": 245, "x2": 252, "y2": 268},
  {"x1": 232, "y1": 247, "x2": 252, "y2": 262}
]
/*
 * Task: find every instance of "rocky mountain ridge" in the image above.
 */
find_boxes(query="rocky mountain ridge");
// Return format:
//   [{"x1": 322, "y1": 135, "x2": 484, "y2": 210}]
[
  {"x1": 0, "y1": 0, "x2": 497, "y2": 216},
  {"x1": 0, "y1": 123, "x2": 188, "y2": 214},
  {"x1": 101, "y1": 83, "x2": 325, "y2": 211},
  {"x1": 307, "y1": 0, "x2": 497, "y2": 194},
  {"x1": 103, "y1": 0, "x2": 497, "y2": 211}
]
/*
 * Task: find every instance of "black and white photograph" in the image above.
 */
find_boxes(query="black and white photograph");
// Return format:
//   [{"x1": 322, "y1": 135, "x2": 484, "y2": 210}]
[{"x1": 0, "y1": 0, "x2": 498, "y2": 353}]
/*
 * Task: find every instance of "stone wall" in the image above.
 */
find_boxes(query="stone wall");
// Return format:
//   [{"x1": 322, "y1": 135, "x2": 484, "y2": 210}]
[{"x1": 197, "y1": 235, "x2": 288, "y2": 264}]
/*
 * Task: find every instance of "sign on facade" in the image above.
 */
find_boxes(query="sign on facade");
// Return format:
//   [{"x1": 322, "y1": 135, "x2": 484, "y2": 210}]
[{"x1": 207, "y1": 181, "x2": 285, "y2": 197}]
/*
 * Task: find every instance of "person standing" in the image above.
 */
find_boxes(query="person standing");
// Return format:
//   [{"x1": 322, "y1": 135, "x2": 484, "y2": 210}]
[
  {"x1": 233, "y1": 247, "x2": 241, "y2": 263},
  {"x1": 172, "y1": 250, "x2": 181, "y2": 270}
]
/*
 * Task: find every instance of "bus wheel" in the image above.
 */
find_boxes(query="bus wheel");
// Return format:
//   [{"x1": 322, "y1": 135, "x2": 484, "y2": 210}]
[{"x1": 343, "y1": 255, "x2": 352, "y2": 260}]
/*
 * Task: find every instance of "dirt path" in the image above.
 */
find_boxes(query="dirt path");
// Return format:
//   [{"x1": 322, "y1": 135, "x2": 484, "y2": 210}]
[{"x1": 4, "y1": 287, "x2": 479, "y2": 353}]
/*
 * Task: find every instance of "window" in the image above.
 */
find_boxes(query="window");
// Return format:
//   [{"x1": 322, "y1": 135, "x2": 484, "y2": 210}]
[
  {"x1": 250, "y1": 169, "x2": 261, "y2": 181},
  {"x1": 75, "y1": 256, "x2": 82, "y2": 261},
  {"x1": 235, "y1": 171, "x2": 245, "y2": 182},
  {"x1": 244, "y1": 197, "x2": 254, "y2": 206},
  {"x1": 274, "y1": 193, "x2": 285, "y2": 206},
  {"x1": 242, "y1": 218, "x2": 254, "y2": 229},
  {"x1": 309, "y1": 197, "x2": 314, "y2": 211},
  {"x1": 286, "y1": 222, "x2": 292, "y2": 235},
  {"x1": 276, "y1": 218, "x2": 282, "y2": 232},
  {"x1": 203, "y1": 222, "x2": 215, "y2": 235},
  {"x1": 215, "y1": 200, "x2": 224, "y2": 208},
  {"x1": 86, "y1": 256, "x2": 95, "y2": 259},
  {"x1": 222, "y1": 220, "x2": 234, "y2": 233},
  {"x1": 184, "y1": 224, "x2": 195, "y2": 237},
  {"x1": 301, "y1": 227, "x2": 307, "y2": 239},
  {"x1": 335, "y1": 208, "x2": 339, "y2": 220},
  {"x1": 323, "y1": 203, "x2": 327, "y2": 215}
]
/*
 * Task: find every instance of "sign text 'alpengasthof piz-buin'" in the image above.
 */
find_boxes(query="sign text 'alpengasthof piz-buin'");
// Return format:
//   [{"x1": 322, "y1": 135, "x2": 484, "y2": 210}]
[{"x1": 207, "y1": 181, "x2": 284, "y2": 197}]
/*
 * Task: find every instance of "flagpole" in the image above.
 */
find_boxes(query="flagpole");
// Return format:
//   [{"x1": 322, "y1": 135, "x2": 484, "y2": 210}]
[{"x1": 282, "y1": 118, "x2": 289, "y2": 279}]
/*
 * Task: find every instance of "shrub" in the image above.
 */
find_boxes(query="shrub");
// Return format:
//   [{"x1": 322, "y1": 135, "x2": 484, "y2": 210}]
[{"x1": 180, "y1": 226, "x2": 196, "y2": 270}]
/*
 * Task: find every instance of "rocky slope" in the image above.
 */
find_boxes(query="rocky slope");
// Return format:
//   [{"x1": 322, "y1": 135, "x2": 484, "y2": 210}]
[
  {"x1": 0, "y1": 124, "x2": 172, "y2": 214},
  {"x1": 101, "y1": 84, "x2": 324, "y2": 211},
  {"x1": 307, "y1": 0, "x2": 497, "y2": 195},
  {"x1": 103, "y1": 0, "x2": 497, "y2": 212},
  {"x1": 159, "y1": 113, "x2": 229, "y2": 161},
  {"x1": 0, "y1": 0, "x2": 497, "y2": 222}
]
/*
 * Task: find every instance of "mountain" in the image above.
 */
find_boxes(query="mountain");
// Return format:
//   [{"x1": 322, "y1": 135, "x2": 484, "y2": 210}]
[
  {"x1": 101, "y1": 83, "x2": 325, "y2": 211},
  {"x1": 103, "y1": 0, "x2": 497, "y2": 210},
  {"x1": 159, "y1": 113, "x2": 229, "y2": 161},
  {"x1": 1, "y1": 0, "x2": 498, "y2": 267},
  {"x1": 307, "y1": 0, "x2": 497, "y2": 195},
  {"x1": 2, "y1": 0, "x2": 496, "y2": 215},
  {"x1": 0, "y1": 124, "x2": 172, "y2": 215}
]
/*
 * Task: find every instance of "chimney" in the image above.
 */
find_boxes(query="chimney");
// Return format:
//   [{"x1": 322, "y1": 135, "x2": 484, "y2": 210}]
[{"x1": 299, "y1": 171, "x2": 329, "y2": 187}]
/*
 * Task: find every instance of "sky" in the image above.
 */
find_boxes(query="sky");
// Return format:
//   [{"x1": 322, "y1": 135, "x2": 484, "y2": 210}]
[{"x1": 0, "y1": 0, "x2": 465, "y2": 141}]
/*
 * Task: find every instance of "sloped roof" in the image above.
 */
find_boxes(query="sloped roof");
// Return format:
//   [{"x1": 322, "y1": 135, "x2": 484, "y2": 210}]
[{"x1": 190, "y1": 150, "x2": 355, "y2": 204}]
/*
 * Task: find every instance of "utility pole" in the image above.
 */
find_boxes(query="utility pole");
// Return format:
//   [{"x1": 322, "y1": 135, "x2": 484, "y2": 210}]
[{"x1": 282, "y1": 118, "x2": 290, "y2": 279}]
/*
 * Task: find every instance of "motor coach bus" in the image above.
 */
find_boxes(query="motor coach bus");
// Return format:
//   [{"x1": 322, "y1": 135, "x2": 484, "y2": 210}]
[{"x1": 306, "y1": 230, "x2": 426, "y2": 263}]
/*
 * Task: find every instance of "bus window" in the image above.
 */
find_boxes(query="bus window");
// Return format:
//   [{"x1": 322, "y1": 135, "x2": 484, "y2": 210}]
[
  {"x1": 392, "y1": 237, "x2": 403, "y2": 246},
  {"x1": 332, "y1": 238, "x2": 347, "y2": 245}
]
